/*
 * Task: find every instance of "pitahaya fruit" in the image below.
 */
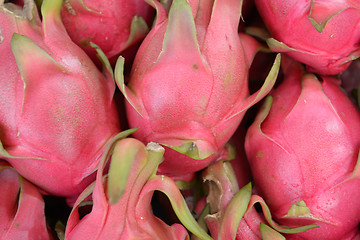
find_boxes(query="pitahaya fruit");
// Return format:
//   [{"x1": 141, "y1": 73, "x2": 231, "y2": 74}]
[
  {"x1": 116, "y1": 0, "x2": 281, "y2": 177},
  {"x1": 0, "y1": 0, "x2": 121, "y2": 197},
  {"x1": 0, "y1": 161, "x2": 53, "y2": 240},
  {"x1": 254, "y1": 0, "x2": 360, "y2": 75},
  {"x1": 245, "y1": 57, "x2": 360, "y2": 239},
  {"x1": 65, "y1": 129, "x2": 212, "y2": 240},
  {"x1": 60, "y1": 0, "x2": 154, "y2": 66}
]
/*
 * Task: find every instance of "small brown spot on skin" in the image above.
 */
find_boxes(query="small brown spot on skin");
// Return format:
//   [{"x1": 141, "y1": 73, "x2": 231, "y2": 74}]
[
  {"x1": 257, "y1": 151, "x2": 264, "y2": 158},
  {"x1": 192, "y1": 64, "x2": 199, "y2": 70},
  {"x1": 195, "y1": 96, "x2": 208, "y2": 115},
  {"x1": 80, "y1": 39, "x2": 90, "y2": 47},
  {"x1": 224, "y1": 74, "x2": 232, "y2": 87}
]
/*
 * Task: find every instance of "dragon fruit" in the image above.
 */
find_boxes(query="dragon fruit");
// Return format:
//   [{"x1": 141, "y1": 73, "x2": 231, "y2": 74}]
[
  {"x1": 0, "y1": 0, "x2": 121, "y2": 197},
  {"x1": 116, "y1": 0, "x2": 281, "y2": 177},
  {"x1": 245, "y1": 57, "x2": 360, "y2": 239},
  {"x1": 0, "y1": 161, "x2": 53, "y2": 240},
  {"x1": 254, "y1": 0, "x2": 360, "y2": 75},
  {"x1": 60, "y1": 0, "x2": 154, "y2": 67},
  {"x1": 65, "y1": 129, "x2": 212, "y2": 240}
]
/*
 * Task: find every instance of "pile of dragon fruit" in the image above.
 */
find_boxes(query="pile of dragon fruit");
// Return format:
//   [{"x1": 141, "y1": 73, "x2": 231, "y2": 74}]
[{"x1": 1, "y1": 0, "x2": 360, "y2": 239}]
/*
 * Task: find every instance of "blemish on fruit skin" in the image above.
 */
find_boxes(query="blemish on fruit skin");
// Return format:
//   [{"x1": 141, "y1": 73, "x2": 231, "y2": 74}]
[
  {"x1": 257, "y1": 151, "x2": 264, "y2": 158},
  {"x1": 64, "y1": 0, "x2": 76, "y2": 15},
  {"x1": 224, "y1": 74, "x2": 232, "y2": 86},
  {"x1": 195, "y1": 96, "x2": 208, "y2": 115},
  {"x1": 192, "y1": 64, "x2": 199, "y2": 70},
  {"x1": 0, "y1": 29, "x2": 3, "y2": 44},
  {"x1": 80, "y1": 39, "x2": 90, "y2": 47}
]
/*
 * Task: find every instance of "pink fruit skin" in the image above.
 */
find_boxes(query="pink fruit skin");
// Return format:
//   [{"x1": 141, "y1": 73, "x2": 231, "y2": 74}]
[
  {"x1": 0, "y1": 161, "x2": 53, "y2": 240},
  {"x1": 245, "y1": 58, "x2": 360, "y2": 239},
  {"x1": 0, "y1": 0, "x2": 120, "y2": 197},
  {"x1": 235, "y1": 206, "x2": 264, "y2": 240},
  {"x1": 60, "y1": 0, "x2": 154, "y2": 65},
  {"x1": 119, "y1": 0, "x2": 278, "y2": 177},
  {"x1": 255, "y1": 0, "x2": 360, "y2": 75}
]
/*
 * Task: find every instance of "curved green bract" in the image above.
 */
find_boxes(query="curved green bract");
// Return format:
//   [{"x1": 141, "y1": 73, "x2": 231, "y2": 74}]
[
  {"x1": 218, "y1": 182, "x2": 252, "y2": 240},
  {"x1": 165, "y1": 142, "x2": 213, "y2": 160},
  {"x1": 260, "y1": 223, "x2": 286, "y2": 240},
  {"x1": 144, "y1": 175, "x2": 213, "y2": 240}
]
